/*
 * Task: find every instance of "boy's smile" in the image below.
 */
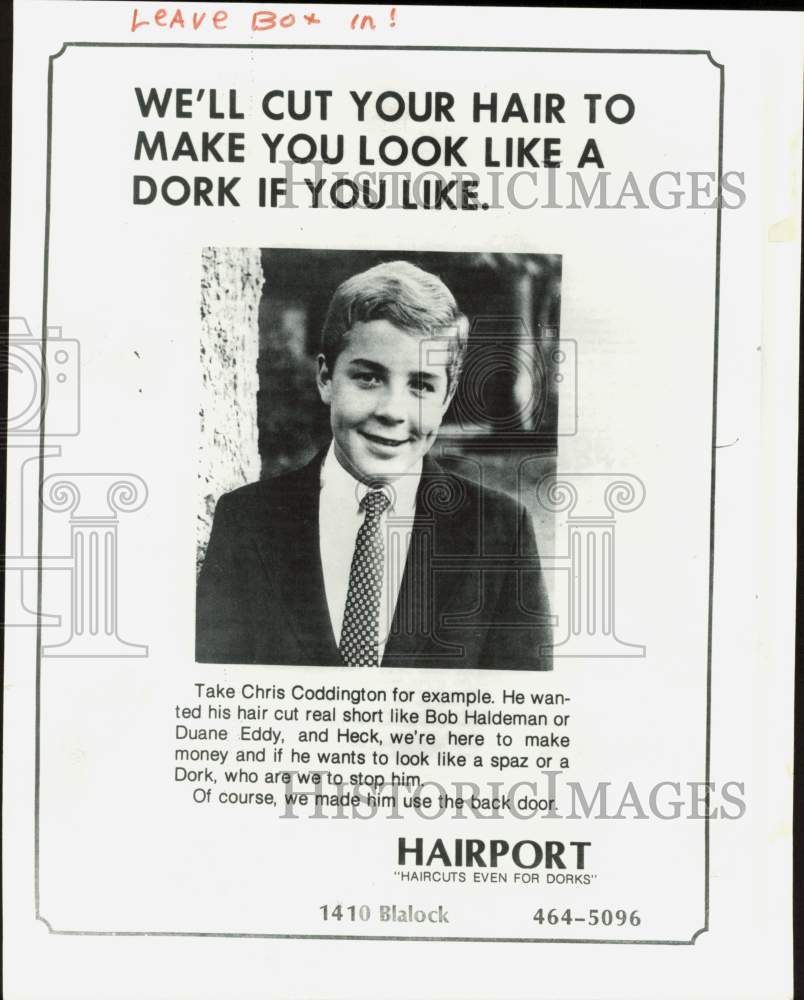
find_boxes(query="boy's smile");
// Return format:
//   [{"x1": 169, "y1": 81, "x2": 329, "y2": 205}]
[{"x1": 317, "y1": 319, "x2": 454, "y2": 484}]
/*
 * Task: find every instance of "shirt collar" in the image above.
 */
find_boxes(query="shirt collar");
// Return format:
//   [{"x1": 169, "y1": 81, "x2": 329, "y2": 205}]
[{"x1": 320, "y1": 441, "x2": 421, "y2": 516}]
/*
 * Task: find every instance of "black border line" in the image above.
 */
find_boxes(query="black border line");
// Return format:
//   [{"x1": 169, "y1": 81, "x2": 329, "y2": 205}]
[
  {"x1": 34, "y1": 41, "x2": 57, "y2": 925},
  {"x1": 0, "y1": 0, "x2": 11, "y2": 937},
  {"x1": 34, "y1": 41, "x2": 724, "y2": 946},
  {"x1": 49, "y1": 40, "x2": 723, "y2": 55},
  {"x1": 701, "y1": 56, "x2": 726, "y2": 946}
]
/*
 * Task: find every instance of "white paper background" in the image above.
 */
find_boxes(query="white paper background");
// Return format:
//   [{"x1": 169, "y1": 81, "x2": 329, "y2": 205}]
[{"x1": 5, "y1": 3, "x2": 800, "y2": 999}]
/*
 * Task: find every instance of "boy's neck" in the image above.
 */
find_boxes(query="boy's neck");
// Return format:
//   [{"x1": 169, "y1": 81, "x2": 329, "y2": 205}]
[{"x1": 322, "y1": 443, "x2": 422, "y2": 511}]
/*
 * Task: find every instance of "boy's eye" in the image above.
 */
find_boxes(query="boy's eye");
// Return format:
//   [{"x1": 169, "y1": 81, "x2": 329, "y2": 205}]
[
  {"x1": 410, "y1": 378, "x2": 436, "y2": 394},
  {"x1": 355, "y1": 372, "x2": 381, "y2": 387}
]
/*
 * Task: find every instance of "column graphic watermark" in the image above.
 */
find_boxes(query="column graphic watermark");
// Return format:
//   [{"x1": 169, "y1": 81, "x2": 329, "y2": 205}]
[
  {"x1": 536, "y1": 473, "x2": 646, "y2": 657},
  {"x1": 2, "y1": 315, "x2": 149, "y2": 656}
]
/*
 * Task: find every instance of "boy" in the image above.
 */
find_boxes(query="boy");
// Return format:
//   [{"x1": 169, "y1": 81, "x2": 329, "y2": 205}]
[{"x1": 196, "y1": 260, "x2": 552, "y2": 669}]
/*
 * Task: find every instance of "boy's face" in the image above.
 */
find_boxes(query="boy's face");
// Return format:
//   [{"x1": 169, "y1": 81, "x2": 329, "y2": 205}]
[{"x1": 317, "y1": 319, "x2": 454, "y2": 484}]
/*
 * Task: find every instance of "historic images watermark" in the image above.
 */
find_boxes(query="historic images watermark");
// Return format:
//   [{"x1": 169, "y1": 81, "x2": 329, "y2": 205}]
[
  {"x1": 274, "y1": 772, "x2": 745, "y2": 822},
  {"x1": 2, "y1": 315, "x2": 149, "y2": 655},
  {"x1": 256, "y1": 158, "x2": 745, "y2": 212}
]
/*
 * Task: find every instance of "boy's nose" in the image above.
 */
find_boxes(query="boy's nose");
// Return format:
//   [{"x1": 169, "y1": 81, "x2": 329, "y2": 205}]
[{"x1": 374, "y1": 386, "x2": 407, "y2": 424}]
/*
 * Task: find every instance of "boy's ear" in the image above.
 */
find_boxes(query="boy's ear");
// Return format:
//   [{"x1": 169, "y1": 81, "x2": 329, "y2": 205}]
[{"x1": 316, "y1": 354, "x2": 333, "y2": 405}]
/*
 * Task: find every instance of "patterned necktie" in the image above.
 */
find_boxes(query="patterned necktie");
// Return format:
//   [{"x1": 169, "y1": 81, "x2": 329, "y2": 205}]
[{"x1": 339, "y1": 490, "x2": 391, "y2": 668}]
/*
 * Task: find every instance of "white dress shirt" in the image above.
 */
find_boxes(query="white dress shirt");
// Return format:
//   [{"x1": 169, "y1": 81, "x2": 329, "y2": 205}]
[{"x1": 319, "y1": 443, "x2": 420, "y2": 665}]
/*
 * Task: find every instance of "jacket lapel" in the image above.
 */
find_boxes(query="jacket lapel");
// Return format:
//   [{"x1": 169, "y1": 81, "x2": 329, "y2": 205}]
[
  {"x1": 253, "y1": 453, "x2": 341, "y2": 666},
  {"x1": 384, "y1": 455, "x2": 477, "y2": 666}
]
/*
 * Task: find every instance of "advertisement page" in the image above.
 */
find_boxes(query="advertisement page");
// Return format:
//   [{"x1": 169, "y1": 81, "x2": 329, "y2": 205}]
[{"x1": 4, "y1": 3, "x2": 801, "y2": 998}]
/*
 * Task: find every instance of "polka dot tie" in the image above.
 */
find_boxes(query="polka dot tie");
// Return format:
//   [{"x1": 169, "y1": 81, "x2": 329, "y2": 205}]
[{"x1": 339, "y1": 490, "x2": 392, "y2": 668}]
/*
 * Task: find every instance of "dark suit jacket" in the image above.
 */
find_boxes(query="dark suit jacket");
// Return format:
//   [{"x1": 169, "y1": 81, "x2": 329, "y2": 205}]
[{"x1": 196, "y1": 452, "x2": 552, "y2": 670}]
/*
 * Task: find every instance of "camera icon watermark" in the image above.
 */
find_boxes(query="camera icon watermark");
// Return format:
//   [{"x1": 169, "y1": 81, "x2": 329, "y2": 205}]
[
  {"x1": 3, "y1": 314, "x2": 149, "y2": 655},
  {"x1": 425, "y1": 318, "x2": 576, "y2": 442},
  {"x1": 2, "y1": 316, "x2": 80, "y2": 436}
]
